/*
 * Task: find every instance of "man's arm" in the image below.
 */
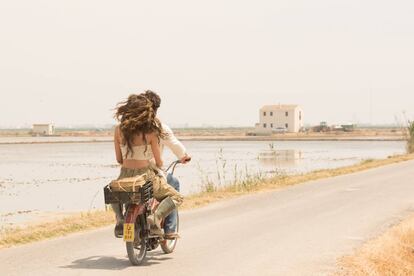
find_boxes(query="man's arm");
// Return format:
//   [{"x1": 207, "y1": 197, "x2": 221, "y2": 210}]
[{"x1": 161, "y1": 123, "x2": 190, "y2": 162}]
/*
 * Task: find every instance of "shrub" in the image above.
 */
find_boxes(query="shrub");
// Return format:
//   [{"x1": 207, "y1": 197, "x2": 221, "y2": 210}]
[{"x1": 407, "y1": 121, "x2": 414, "y2": 153}]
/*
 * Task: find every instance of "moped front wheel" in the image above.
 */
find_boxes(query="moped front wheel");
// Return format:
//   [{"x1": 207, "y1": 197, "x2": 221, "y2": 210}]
[{"x1": 160, "y1": 213, "x2": 179, "y2": 254}]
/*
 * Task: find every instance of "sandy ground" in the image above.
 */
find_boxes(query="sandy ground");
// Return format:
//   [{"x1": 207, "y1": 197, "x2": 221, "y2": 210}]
[{"x1": 1, "y1": 159, "x2": 413, "y2": 275}]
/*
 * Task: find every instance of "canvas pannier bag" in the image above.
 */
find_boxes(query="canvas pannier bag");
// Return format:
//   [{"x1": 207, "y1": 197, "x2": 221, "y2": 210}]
[{"x1": 109, "y1": 174, "x2": 147, "y2": 192}]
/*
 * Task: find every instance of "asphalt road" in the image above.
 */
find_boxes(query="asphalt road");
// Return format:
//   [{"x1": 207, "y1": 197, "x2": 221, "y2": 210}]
[{"x1": 1, "y1": 160, "x2": 414, "y2": 276}]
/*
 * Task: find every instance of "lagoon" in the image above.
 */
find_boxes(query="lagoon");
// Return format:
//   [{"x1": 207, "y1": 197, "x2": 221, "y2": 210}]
[{"x1": 0, "y1": 140, "x2": 405, "y2": 227}]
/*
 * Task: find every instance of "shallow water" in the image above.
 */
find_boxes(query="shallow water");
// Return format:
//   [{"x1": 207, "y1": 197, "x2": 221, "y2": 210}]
[{"x1": 0, "y1": 140, "x2": 405, "y2": 227}]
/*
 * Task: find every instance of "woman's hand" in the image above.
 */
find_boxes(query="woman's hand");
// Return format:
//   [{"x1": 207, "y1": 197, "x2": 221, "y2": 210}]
[{"x1": 156, "y1": 160, "x2": 164, "y2": 169}]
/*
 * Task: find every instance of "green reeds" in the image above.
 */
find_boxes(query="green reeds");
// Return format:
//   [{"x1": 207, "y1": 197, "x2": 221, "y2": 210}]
[
  {"x1": 407, "y1": 121, "x2": 414, "y2": 153},
  {"x1": 197, "y1": 149, "x2": 283, "y2": 193}
]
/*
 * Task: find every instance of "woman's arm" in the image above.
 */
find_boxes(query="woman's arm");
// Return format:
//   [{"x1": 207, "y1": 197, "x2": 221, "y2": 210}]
[
  {"x1": 149, "y1": 133, "x2": 163, "y2": 168},
  {"x1": 114, "y1": 126, "x2": 123, "y2": 165}
]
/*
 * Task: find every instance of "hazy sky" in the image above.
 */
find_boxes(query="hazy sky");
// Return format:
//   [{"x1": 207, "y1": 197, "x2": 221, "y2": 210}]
[{"x1": 0, "y1": 0, "x2": 413, "y2": 128}]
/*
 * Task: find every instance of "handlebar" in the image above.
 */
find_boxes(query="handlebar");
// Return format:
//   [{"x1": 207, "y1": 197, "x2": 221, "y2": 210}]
[
  {"x1": 166, "y1": 160, "x2": 179, "y2": 172},
  {"x1": 165, "y1": 157, "x2": 191, "y2": 175}
]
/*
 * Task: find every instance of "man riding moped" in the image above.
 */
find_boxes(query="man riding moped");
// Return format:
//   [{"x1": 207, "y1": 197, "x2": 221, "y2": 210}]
[{"x1": 112, "y1": 91, "x2": 191, "y2": 239}]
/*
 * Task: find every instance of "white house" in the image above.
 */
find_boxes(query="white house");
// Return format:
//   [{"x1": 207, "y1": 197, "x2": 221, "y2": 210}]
[
  {"x1": 32, "y1": 124, "x2": 55, "y2": 136},
  {"x1": 256, "y1": 104, "x2": 303, "y2": 133}
]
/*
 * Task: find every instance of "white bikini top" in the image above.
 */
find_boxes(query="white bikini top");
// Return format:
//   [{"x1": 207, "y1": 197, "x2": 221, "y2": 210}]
[{"x1": 120, "y1": 144, "x2": 154, "y2": 161}]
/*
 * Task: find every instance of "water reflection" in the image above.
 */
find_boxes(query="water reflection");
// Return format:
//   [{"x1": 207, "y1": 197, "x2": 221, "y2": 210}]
[{"x1": 259, "y1": 149, "x2": 302, "y2": 168}]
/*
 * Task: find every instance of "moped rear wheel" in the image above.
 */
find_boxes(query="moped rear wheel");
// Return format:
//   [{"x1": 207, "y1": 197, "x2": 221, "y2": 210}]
[
  {"x1": 160, "y1": 213, "x2": 179, "y2": 254},
  {"x1": 126, "y1": 215, "x2": 147, "y2": 265}
]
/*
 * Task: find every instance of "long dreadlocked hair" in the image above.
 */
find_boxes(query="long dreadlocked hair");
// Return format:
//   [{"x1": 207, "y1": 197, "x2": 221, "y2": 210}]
[{"x1": 115, "y1": 94, "x2": 165, "y2": 156}]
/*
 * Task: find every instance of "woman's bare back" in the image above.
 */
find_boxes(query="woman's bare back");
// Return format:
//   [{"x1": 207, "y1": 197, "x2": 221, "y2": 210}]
[{"x1": 114, "y1": 126, "x2": 163, "y2": 169}]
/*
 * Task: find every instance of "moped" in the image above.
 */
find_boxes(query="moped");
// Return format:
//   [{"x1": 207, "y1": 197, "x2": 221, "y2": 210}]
[{"x1": 104, "y1": 160, "x2": 181, "y2": 265}]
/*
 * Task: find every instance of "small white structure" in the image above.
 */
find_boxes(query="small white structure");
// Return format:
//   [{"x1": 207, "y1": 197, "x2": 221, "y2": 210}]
[
  {"x1": 32, "y1": 124, "x2": 55, "y2": 136},
  {"x1": 256, "y1": 104, "x2": 303, "y2": 133}
]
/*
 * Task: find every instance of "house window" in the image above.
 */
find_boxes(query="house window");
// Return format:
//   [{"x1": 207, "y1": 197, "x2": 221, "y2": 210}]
[
  {"x1": 285, "y1": 111, "x2": 288, "y2": 117},
  {"x1": 263, "y1": 123, "x2": 267, "y2": 128},
  {"x1": 285, "y1": 123, "x2": 288, "y2": 128},
  {"x1": 299, "y1": 111, "x2": 302, "y2": 120},
  {"x1": 270, "y1": 112, "x2": 273, "y2": 116},
  {"x1": 263, "y1": 112, "x2": 266, "y2": 116},
  {"x1": 270, "y1": 123, "x2": 273, "y2": 128}
]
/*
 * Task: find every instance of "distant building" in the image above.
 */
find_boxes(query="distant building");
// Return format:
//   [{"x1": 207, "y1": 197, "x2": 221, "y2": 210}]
[
  {"x1": 256, "y1": 104, "x2": 304, "y2": 133},
  {"x1": 32, "y1": 124, "x2": 55, "y2": 136}
]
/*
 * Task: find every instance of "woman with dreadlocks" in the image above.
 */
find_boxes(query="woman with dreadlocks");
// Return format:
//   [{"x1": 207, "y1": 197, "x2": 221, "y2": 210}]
[{"x1": 111, "y1": 94, "x2": 184, "y2": 237}]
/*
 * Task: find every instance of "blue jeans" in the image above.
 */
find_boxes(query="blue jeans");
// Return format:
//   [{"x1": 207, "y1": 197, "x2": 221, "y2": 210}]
[{"x1": 164, "y1": 173, "x2": 180, "y2": 233}]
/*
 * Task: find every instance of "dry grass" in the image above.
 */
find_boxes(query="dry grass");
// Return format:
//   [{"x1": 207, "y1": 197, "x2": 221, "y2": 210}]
[
  {"x1": 1, "y1": 153, "x2": 413, "y2": 249},
  {"x1": 0, "y1": 210, "x2": 114, "y2": 249},
  {"x1": 337, "y1": 215, "x2": 414, "y2": 276}
]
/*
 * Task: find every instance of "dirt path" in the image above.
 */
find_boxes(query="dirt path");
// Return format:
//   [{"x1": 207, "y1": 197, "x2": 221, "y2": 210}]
[{"x1": 1, "y1": 160, "x2": 413, "y2": 275}]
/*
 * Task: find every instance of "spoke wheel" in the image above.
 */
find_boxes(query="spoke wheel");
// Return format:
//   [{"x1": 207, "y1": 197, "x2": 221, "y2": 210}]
[{"x1": 161, "y1": 213, "x2": 179, "y2": 254}]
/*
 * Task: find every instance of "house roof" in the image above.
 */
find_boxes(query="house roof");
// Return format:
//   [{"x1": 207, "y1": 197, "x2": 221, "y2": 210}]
[{"x1": 260, "y1": 104, "x2": 299, "y2": 110}]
